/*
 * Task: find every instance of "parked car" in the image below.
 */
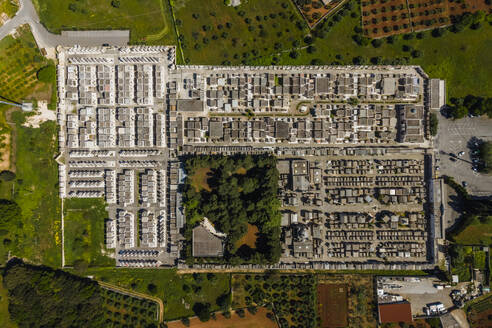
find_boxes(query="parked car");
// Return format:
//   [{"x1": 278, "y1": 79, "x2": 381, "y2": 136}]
[
  {"x1": 462, "y1": 181, "x2": 468, "y2": 187},
  {"x1": 450, "y1": 157, "x2": 457, "y2": 162},
  {"x1": 458, "y1": 151, "x2": 465, "y2": 157}
]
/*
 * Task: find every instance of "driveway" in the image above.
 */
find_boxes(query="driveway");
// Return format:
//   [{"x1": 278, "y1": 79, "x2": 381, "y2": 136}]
[{"x1": 0, "y1": 0, "x2": 129, "y2": 48}]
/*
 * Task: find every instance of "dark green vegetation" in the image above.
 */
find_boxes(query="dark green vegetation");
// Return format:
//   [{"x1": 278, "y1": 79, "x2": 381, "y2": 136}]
[
  {"x1": 32, "y1": 0, "x2": 176, "y2": 44},
  {"x1": 478, "y1": 141, "x2": 492, "y2": 174},
  {"x1": 447, "y1": 95, "x2": 492, "y2": 119},
  {"x1": 81, "y1": 268, "x2": 230, "y2": 321},
  {"x1": 444, "y1": 176, "x2": 492, "y2": 245},
  {"x1": 101, "y1": 288, "x2": 159, "y2": 327},
  {"x1": 0, "y1": 113, "x2": 60, "y2": 267},
  {"x1": 2, "y1": 259, "x2": 105, "y2": 328},
  {"x1": 232, "y1": 273, "x2": 317, "y2": 328},
  {"x1": 0, "y1": 274, "x2": 17, "y2": 328},
  {"x1": 182, "y1": 155, "x2": 281, "y2": 264},
  {"x1": 429, "y1": 112, "x2": 438, "y2": 136},
  {"x1": 36, "y1": 65, "x2": 56, "y2": 84},
  {"x1": 466, "y1": 293, "x2": 492, "y2": 328},
  {"x1": 172, "y1": 0, "x2": 307, "y2": 64},
  {"x1": 449, "y1": 245, "x2": 489, "y2": 282},
  {"x1": 64, "y1": 198, "x2": 115, "y2": 269}
]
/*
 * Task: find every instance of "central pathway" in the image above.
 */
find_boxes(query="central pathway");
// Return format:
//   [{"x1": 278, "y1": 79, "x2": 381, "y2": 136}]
[{"x1": 0, "y1": 0, "x2": 129, "y2": 47}]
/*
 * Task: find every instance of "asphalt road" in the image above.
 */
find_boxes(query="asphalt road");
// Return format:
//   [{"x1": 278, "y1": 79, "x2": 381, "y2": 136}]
[
  {"x1": 0, "y1": 0, "x2": 129, "y2": 47},
  {"x1": 434, "y1": 112, "x2": 492, "y2": 195}
]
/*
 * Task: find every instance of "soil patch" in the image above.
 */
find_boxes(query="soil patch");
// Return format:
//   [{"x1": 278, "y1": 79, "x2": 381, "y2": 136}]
[
  {"x1": 317, "y1": 283, "x2": 348, "y2": 328},
  {"x1": 235, "y1": 224, "x2": 259, "y2": 249},
  {"x1": 0, "y1": 131, "x2": 10, "y2": 171},
  {"x1": 167, "y1": 307, "x2": 278, "y2": 328},
  {"x1": 191, "y1": 167, "x2": 212, "y2": 192},
  {"x1": 235, "y1": 167, "x2": 247, "y2": 175}
]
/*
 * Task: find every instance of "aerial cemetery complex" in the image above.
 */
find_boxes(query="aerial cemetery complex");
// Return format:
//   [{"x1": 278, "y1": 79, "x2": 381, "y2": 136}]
[{"x1": 57, "y1": 45, "x2": 445, "y2": 269}]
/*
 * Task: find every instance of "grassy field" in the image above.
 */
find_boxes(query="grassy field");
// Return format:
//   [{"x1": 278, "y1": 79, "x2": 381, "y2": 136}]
[
  {"x1": 191, "y1": 167, "x2": 212, "y2": 192},
  {"x1": 168, "y1": 307, "x2": 278, "y2": 328},
  {"x1": 0, "y1": 275, "x2": 17, "y2": 328},
  {"x1": 259, "y1": 1, "x2": 492, "y2": 99},
  {"x1": 452, "y1": 218, "x2": 492, "y2": 245},
  {"x1": 172, "y1": 0, "x2": 307, "y2": 64},
  {"x1": 0, "y1": 0, "x2": 18, "y2": 19},
  {"x1": 64, "y1": 198, "x2": 115, "y2": 267},
  {"x1": 80, "y1": 268, "x2": 231, "y2": 321},
  {"x1": 0, "y1": 115, "x2": 61, "y2": 267},
  {"x1": 32, "y1": 0, "x2": 176, "y2": 44},
  {"x1": 0, "y1": 25, "x2": 60, "y2": 267}
]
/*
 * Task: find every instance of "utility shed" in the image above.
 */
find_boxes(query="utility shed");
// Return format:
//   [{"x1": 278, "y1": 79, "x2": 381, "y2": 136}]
[
  {"x1": 378, "y1": 302, "x2": 413, "y2": 323},
  {"x1": 192, "y1": 225, "x2": 224, "y2": 257}
]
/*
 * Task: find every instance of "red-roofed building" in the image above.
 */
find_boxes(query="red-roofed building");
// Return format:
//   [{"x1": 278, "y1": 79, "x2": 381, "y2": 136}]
[{"x1": 378, "y1": 302, "x2": 413, "y2": 323}]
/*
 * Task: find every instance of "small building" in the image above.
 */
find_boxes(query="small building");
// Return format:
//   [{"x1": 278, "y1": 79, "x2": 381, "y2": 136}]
[
  {"x1": 378, "y1": 302, "x2": 413, "y2": 323},
  {"x1": 192, "y1": 225, "x2": 224, "y2": 257}
]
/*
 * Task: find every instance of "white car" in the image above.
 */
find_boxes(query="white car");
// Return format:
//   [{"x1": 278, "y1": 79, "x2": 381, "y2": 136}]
[{"x1": 458, "y1": 151, "x2": 465, "y2": 157}]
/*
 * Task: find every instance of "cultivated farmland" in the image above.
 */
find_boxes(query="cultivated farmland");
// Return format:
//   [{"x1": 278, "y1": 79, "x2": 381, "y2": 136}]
[
  {"x1": 318, "y1": 275, "x2": 377, "y2": 327},
  {"x1": 317, "y1": 283, "x2": 348, "y2": 328},
  {"x1": 361, "y1": 0, "x2": 412, "y2": 37},
  {"x1": 232, "y1": 273, "x2": 317, "y2": 328},
  {"x1": 167, "y1": 307, "x2": 278, "y2": 328},
  {"x1": 408, "y1": 0, "x2": 450, "y2": 31},
  {"x1": 293, "y1": 0, "x2": 345, "y2": 27},
  {"x1": 362, "y1": 0, "x2": 492, "y2": 38},
  {"x1": 466, "y1": 293, "x2": 492, "y2": 328},
  {"x1": 102, "y1": 288, "x2": 159, "y2": 327}
]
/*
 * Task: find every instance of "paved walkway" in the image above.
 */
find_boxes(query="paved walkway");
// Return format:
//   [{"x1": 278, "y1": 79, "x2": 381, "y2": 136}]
[{"x1": 0, "y1": 0, "x2": 129, "y2": 47}]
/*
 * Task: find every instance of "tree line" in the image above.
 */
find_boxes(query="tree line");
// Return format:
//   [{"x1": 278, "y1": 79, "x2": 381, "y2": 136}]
[
  {"x1": 447, "y1": 95, "x2": 492, "y2": 119},
  {"x1": 2, "y1": 259, "x2": 106, "y2": 327}
]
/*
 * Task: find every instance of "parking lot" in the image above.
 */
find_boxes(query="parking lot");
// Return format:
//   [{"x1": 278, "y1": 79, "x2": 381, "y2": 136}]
[
  {"x1": 434, "y1": 114, "x2": 492, "y2": 195},
  {"x1": 379, "y1": 277, "x2": 467, "y2": 316}
]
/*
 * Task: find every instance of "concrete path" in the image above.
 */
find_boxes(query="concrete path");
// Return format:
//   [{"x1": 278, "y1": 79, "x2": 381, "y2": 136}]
[{"x1": 0, "y1": 0, "x2": 129, "y2": 47}]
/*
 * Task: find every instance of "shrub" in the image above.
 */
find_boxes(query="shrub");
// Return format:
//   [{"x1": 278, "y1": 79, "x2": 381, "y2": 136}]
[
  {"x1": 147, "y1": 283, "x2": 158, "y2": 294},
  {"x1": 289, "y1": 50, "x2": 299, "y2": 59},
  {"x1": 193, "y1": 302, "x2": 211, "y2": 322},
  {"x1": 236, "y1": 308, "x2": 245, "y2": 318},
  {"x1": 371, "y1": 39, "x2": 383, "y2": 48},
  {"x1": 111, "y1": 0, "x2": 120, "y2": 8},
  {"x1": 0, "y1": 170, "x2": 16, "y2": 182},
  {"x1": 37, "y1": 65, "x2": 56, "y2": 83},
  {"x1": 307, "y1": 45, "x2": 317, "y2": 53},
  {"x1": 411, "y1": 49, "x2": 423, "y2": 58}
]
